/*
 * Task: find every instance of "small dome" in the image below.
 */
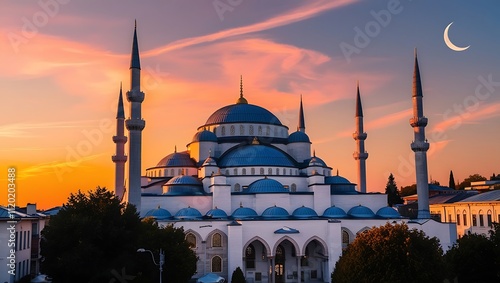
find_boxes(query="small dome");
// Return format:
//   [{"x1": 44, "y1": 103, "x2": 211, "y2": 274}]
[
  {"x1": 192, "y1": 130, "x2": 218, "y2": 142},
  {"x1": 308, "y1": 155, "x2": 327, "y2": 167},
  {"x1": 202, "y1": 156, "x2": 217, "y2": 166},
  {"x1": 232, "y1": 207, "x2": 258, "y2": 219},
  {"x1": 322, "y1": 206, "x2": 348, "y2": 218},
  {"x1": 261, "y1": 206, "x2": 289, "y2": 219},
  {"x1": 376, "y1": 206, "x2": 401, "y2": 219},
  {"x1": 205, "y1": 208, "x2": 228, "y2": 219},
  {"x1": 164, "y1": 176, "x2": 205, "y2": 196},
  {"x1": 347, "y1": 205, "x2": 375, "y2": 218},
  {"x1": 157, "y1": 151, "x2": 197, "y2": 167},
  {"x1": 174, "y1": 207, "x2": 202, "y2": 220},
  {"x1": 247, "y1": 178, "x2": 287, "y2": 193},
  {"x1": 292, "y1": 206, "x2": 318, "y2": 218},
  {"x1": 325, "y1": 176, "x2": 351, "y2": 184},
  {"x1": 144, "y1": 207, "x2": 172, "y2": 220},
  {"x1": 288, "y1": 131, "x2": 311, "y2": 143}
]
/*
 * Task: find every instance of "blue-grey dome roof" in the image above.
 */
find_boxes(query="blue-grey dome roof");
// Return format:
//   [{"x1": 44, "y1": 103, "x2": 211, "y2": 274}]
[
  {"x1": 347, "y1": 205, "x2": 375, "y2": 218},
  {"x1": 192, "y1": 130, "x2": 218, "y2": 142},
  {"x1": 288, "y1": 131, "x2": 311, "y2": 143},
  {"x1": 144, "y1": 207, "x2": 172, "y2": 220},
  {"x1": 218, "y1": 145, "x2": 295, "y2": 167},
  {"x1": 205, "y1": 103, "x2": 283, "y2": 126},
  {"x1": 261, "y1": 206, "x2": 289, "y2": 219},
  {"x1": 205, "y1": 208, "x2": 228, "y2": 219},
  {"x1": 292, "y1": 206, "x2": 318, "y2": 218},
  {"x1": 174, "y1": 207, "x2": 202, "y2": 220},
  {"x1": 157, "y1": 151, "x2": 197, "y2": 167},
  {"x1": 231, "y1": 207, "x2": 258, "y2": 219},
  {"x1": 322, "y1": 206, "x2": 348, "y2": 218},
  {"x1": 308, "y1": 155, "x2": 327, "y2": 167},
  {"x1": 247, "y1": 178, "x2": 287, "y2": 193},
  {"x1": 325, "y1": 176, "x2": 351, "y2": 184},
  {"x1": 163, "y1": 175, "x2": 205, "y2": 196},
  {"x1": 376, "y1": 206, "x2": 401, "y2": 218}
]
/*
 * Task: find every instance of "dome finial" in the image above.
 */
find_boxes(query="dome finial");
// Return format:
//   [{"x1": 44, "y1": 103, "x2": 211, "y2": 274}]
[
  {"x1": 336, "y1": 169, "x2": 339, "y2": 176},
  {"x1": 239, "y1": 202, "x2": 243, "y2": 208},
  {"x1": 236, "y1": 75, "x2": 248, "y2": 104},
  {"x1": 174, "y1": 145, "x2": 177, "y2": 153},
  {"x1": 252, "y1": 137, "x2": 259, "y2": 144}
]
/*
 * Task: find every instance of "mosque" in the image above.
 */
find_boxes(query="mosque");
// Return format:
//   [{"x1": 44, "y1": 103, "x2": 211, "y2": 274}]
[{"x1": 112, "y1": 24, "x2": 456, "y2": 282}]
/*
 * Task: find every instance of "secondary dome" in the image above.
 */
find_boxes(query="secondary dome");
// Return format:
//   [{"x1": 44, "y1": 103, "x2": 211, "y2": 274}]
[
  {"x1": 292, "y1": 206, "x2": 318, "y2": 218},
  {"x1": 262, "y1": 206, "x2": 289, "y2": 219},
  {"x1": 205, "y1": 208, "x2": 228, "y2": 219},
  {"x1": 231, "y1": 207, "x2": 258, "y2": 219},
  {"x1": 144, "y1": 206, "x2": 172, "y2": 220},
  {"x1": 192, "y1": 130, "x2": 218, "y2": 142},
  {"x1": 163, "y1": 175, "x2": 205, "y2": 195},
  {"x1": 174, "y1": 207, "x2": 202, "y2": 220},
  {"x1": 205, "y1": 103, "x2": 283, "y2": 126},
  {"x1": 157, "y1": 151, "x2": 197, "y2": 167},
  {"x1": 247, "y1": 178, "x2": 287, "y2": 193},
  {"x1": 376, "y1": 206, "x2": 401, "y2": 219},
  {"x1": 288, "y1": 131, "x2": 311, "y2": 143},
  {"x1": 347, "y1": 205, "x2": 375, "y2": 218},
  {"x1": 218, "y1": 144, "x2": 295, "y2": 167},
  {"x1": 322, "y1": 206, "x2": 348, "y2": 218}
]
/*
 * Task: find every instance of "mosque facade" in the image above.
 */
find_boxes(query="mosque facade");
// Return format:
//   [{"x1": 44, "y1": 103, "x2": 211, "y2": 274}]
[{"x1": 113, "y1": 25, "x2": 456, "y2": 282}]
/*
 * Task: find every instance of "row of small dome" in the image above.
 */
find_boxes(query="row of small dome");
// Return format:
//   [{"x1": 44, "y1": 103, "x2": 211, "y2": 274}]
[{"x1": 144, "y1": 205, "x2": 401, "y2": 220}]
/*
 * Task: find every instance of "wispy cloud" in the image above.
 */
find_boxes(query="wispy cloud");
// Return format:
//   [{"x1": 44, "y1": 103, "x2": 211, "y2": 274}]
[
  {"x1": 431, "y1": 102, "x2": 500, "y2": 133},
  {"x1": 0, "y1": 120, "x2": 98, "y2": 138}
]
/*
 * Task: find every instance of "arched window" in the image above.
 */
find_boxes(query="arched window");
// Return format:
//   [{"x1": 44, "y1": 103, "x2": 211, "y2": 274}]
[
  {"x1": 186, "y1": 233, "x2": 196, "y2": 248},
  {"x1": 170, "y1": 169, "x2": 174, "y2": 176},
  {"x1": 249, "y1": 125, "x2": 254, "y2": 135},
  {"x1": 240, "y1": 125, "x2": 244, "y2": 135},
  {"x1": 221, "y1": 126, "x2": 226, "y2": 136},
  {"x1": 268, "y1": 168, "x2": 272, "y2": 175},
  {"x1": 274, "y1": 128, "x2": 278, "y2": 136},
  {"x1": 225, "y1": 170, "x2": 229, "y2": 175},
  {"x1": 258, "y1": 126, "x2": 262, "y2": 135},
  {"x1": 251, "y1": 168, "x2": 255, "y2": 175},
  {"x1": 260, "y1": 168, "x2": 264, "y2": 175},
  {"x1": 487, "y1": 210, "x2": 493, "y2": 227},
  {"x1": 342, "y1": 230, "x2": 350, "y2": 250},
  {"x1": 234, "y1": 183, "x2": 241, "y2": 192},
  {"x1": 242, "y1": 168, "x2": 246, "y2": 175},
  {"x1": 276, "y1": 168, "x2": 280, "y2": 175},
  {"x1": 212, "y1": 233, "x2": 222, "y2": 247},
  {"x1": 291, "y1": 184, "x2": 297, "y2": 192},
  {"x1": 211, "y1": 256, "x2": 222, "y2": 272},
  {"x1": 245, "y1": 244, "x2": 256, "y2": 269},
  {"x1": 234, "y1": 168, "x2": 238, "y2": 175},
  {"x1": 230, "y1": 125, "x2": 235, "y2": 135},
  {"x1": 463, "y1": 210, "x2": 467, "y2": 226},
  {"x1": 266, "y1": 126, "x2": 271, "y2": 136},
  {"x1": 479, "y1": 210, "x2": 484, "y2": 227}
]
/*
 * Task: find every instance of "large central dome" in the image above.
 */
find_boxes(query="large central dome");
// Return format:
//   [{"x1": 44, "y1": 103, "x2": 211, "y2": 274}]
[{"x1": 204, "y1": 103, "x2": 283, "y2": 126}]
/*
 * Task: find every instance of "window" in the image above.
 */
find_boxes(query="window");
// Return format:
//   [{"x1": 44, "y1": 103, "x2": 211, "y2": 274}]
[
  {"x1": 27, "y1": 231, "x2": 30, "y2": 249},
  {"x1": 268, "y1": 168, "x2": 272, "y2": 175},
  {"x1": 230, "y1": 125, "x2": 235, "y2": 135},
  {"x1": 234, "y1": 183, "x2": 241, "y2": 192},
  {"x1": 276, "y1": 168, "x2": 280, "y2": 175},
  {"x1": 249, "y1": 125, "x2": 254, "y2": 135},
  {"x1": 211, "y1": 256, "x2": 222, "y2": 272},
  {"x1": 240, "y1": 125, "x2": 244, "y2": 135},
  {"x1": 342, "y1": 230, "x2": 350, "y2": 249},
  {"x1": 23, "y1": 231, "x2": 26, "y2": 250},
  {"x1": 258, "y1": 126, "x2": 262, "y2": 135},
  {"x1": 233, "y1": 168, "x2": 237, "y2": 175},
  {"x1": 457, "y1": 214, "x2": 460, "y2": 225},
  {"x1": 15, "y1": 232, "x2": 18, "y2": 251},
  {"x1": 472, "y1": 214, "x2": 477, "y2": 226},
  {"x1": 251, "y1": 168, "x2": 255, "y2": 175},
  {"x1": 291, "y1": 184, "x2": 297, "y2": 192},
  {"x1": 221, "y1": 126, "x2": 226, "y2": 136},
  {"x1": 171, "y1": 169, "x2": 174, "y2": 176},
  {"x1": 245, "y1": 244, "x2": 255, "y2": 269},
  {"x1": 463, "y1": 212, "x2": 467, "y2": 226},
  {"x1": 242, "y1": 169, "x2": 246, "y2": 175},
  {"x1": 448, "y1": 214, "x2": 452, "y2": 223},
  {"x1": 212, "y1": 233, "x2": 222, "y2": 247},
  {"x1": 225, "y1": 170, "x2": 229, "y2": 175},
  {"x1": 260, "y1": 168, "x2": 264, "y2": 175},
  {"x1": 186, "y1": 233, "x2": 196, "y2": 248},
  {"x1": 487, "y1": 213, "x2": 492, "y2": 227},
  {"x1": 266, "y1": 126, "x2": 270, "y2": 136},
  {"x1": 479, "y1": 214, "x2": 484, "y2": 227}
]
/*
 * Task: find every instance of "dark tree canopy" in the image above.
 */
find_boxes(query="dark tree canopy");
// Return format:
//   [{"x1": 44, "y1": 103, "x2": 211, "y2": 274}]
[
  {"x1": 385, "y1": 173, "x2": 403, "y2": 206},
  {"x1": 331, "y1": 223, "x2": 445, "y2": 283},
  {"x1": 231, "y1": 266, "x2": 246, "y2": 283},
  {"x1": 457, "y1": 174, "x2": 487, "y2": 190},
  {"x1": 449, "y1": 170, "x2": 456, "y2": 189},
  {"x1": 400, "y1": 184, "x2": 417, "y2": 197}
]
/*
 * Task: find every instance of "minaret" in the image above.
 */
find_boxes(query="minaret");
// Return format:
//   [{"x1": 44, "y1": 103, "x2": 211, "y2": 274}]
[
  {"x1": 125, "y1": 21, "x2": 145, "y2": 212},
  {"x1": 410, "y1": 50, "x2": 430, "y2": 219},
  {"x1": 352, "y1": 82, "x2": 368, "y2": 193},
  {"x1": 112, "y1": 83, "x2": 127, "y2": 200},
  {"x1": 298, "y1": 94, "x2": 305, "y2": 132}
]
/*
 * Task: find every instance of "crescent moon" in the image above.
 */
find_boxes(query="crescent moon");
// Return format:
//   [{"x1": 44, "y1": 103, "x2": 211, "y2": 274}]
[{"x1": 444, "y1": 22, "x2": 470, "y2": 51}]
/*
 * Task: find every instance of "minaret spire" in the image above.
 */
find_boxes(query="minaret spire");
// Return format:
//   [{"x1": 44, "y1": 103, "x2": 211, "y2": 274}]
[
  {"x1": 125, "y1": 21, "x2": 145, "y2": 212},
  {"x1": 298, "y1": 94, "x2": 306, "y2": 132},
  {"x1": 410, "y1": 49, "x2": 430, "y2": 219},
  {"x1": 236, "y1": 75, "x2": 248, "y2": 104},
  {"x1": 353, "y1": 82, "x2": 368, "y2": 193},
  {"x1": 112, "y1": 83, "x2": 128, "y2": 200}
]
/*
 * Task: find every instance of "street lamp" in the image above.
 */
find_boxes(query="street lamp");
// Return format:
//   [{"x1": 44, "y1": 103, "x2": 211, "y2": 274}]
[{"x1": 137, "y1": 248, "x2": 165, "y2": 283}]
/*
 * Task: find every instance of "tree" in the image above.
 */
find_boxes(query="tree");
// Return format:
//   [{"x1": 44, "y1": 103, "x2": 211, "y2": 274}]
[
  {"x1": 385, "y1": 173, "x2": 403, "y2": 206},
  {"x1": 457, "y1": 174, "x2": 487, "y2": 190},
  {"x1": 331, "y1": 223, "x2": 446, "y2": 283},
  {"x1": 445, "y1": 233, "x2": 499, "y2": 282},
  {"x1": 449, "y1": 170, "x2": 456, "y2": 189},
  {"x1": 400, "y1": 184, "x2": 417, "y2": 197},
  {"x1": 231, "y1": 266, "x2": 246, "y2": 283},
  {"x1": 41, "y1": 187, "x2": 142, "y2": 282}
]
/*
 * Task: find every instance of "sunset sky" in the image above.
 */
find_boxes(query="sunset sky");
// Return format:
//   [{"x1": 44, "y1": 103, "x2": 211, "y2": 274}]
[{"x1": 1, "y1": 0, "x2": 499, "y2": 209}]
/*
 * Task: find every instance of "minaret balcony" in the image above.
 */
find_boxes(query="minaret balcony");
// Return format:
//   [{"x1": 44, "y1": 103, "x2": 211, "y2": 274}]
[
  {"x1": 112, "y1": 135, "x2": 128, "y2": 143},
  {"x1": 126, "y1": 119, "x2": 146, "y2": 131},
  {"x1": 409, "y1": 116, "x2": 428, "y2": 127},
  {"x1": 353, "y1": 151, "x2": 369, "y2": 160},
  {"x1": 352, "y1": 132, "x2": 367, "y2": 140},
  {"x1": 410, "y1": 141, "x2": 430, "y2": 152},
  {"x1": 126, "y1": 90, "x2": 145, "y2": 103},
  {"x1": 112, "y1": 155, "x2": 128, "y2": 162}
]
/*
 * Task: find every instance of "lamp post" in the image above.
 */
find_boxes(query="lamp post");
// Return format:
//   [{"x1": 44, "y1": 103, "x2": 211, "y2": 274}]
[{"x1": 137, "y1": 248, "x2": 165, "y2": 283}]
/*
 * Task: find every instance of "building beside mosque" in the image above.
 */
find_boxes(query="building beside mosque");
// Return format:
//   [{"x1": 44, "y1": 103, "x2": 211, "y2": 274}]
[{"x1": 112, "y1": 25, "x2": 456, "y2": 282}]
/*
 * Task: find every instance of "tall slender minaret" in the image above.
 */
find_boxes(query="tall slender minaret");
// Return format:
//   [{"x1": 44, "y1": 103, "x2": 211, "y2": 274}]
[
  {"x1": 410, "y1": 50, "x2": 430, "y2": 219},
  {"x1": 112, "y1": 83, "x2": 127, "y2": 200},
  {"x1": 125, "y1": 21, "x2": 145, "y2": 212},
  {"x1": 352, "y1": 82, "x2": 368, "y2": 193},
  {"x1": 298, "y1": 95, "x2": 306, "y2": 132}
]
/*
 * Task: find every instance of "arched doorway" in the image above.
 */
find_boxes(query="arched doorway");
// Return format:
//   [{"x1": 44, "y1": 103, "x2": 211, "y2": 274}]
[{"x1": 275, "y1": 245, "x2": 285, "y2": 283}]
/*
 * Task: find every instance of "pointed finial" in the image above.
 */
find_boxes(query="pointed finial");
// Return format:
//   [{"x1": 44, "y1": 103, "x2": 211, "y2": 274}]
[
  {"x1": 298, "y1": 94, "x2": 306, "y2": 132},
  {"x1": 313, "y1": 149, "x2": 316, "y2": 157},
  {"x1": 134, "y1": 19, "x2": 137, "y2": 29},
  {"x1": 355, "y1": 82, "x2": 363, "y2": 117},
  {"x1": 239, "y1": 202, "x2": 243, "y2": 208},
  {"x1": 413, "y1": 48, "x2": 423, "y2": 97},
  {"x1": 336, "y1": 169, "x2": 339, "y2": 176},
  {"x1": 130, "y1": 21, "x2": 141, "y2": 70},
  {"x1": 174, "y1": 145, "x2": 177, "y2": 153},
  {"x1": 236, "y1": 75, "x2": 248, "y2": 104},
  {"x1": 116, "y1": 82, "x2": 125, "y2": 119}
]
